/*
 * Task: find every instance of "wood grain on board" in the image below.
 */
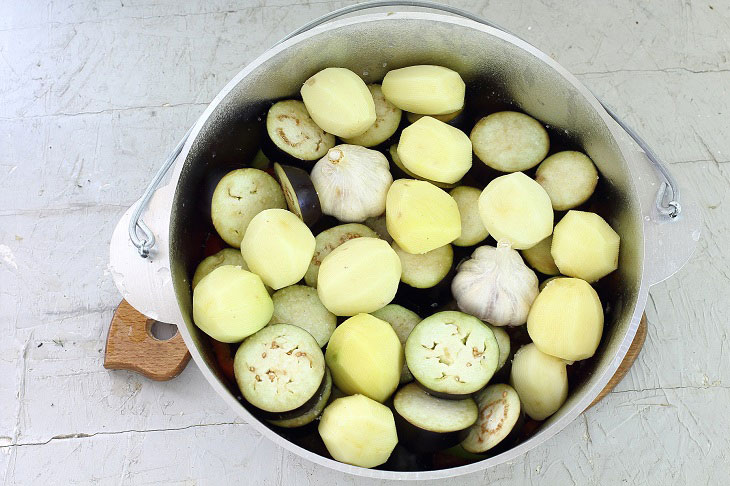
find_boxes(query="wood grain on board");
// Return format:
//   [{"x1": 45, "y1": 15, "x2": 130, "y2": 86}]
[{"x1": 104, "y1": 300, "x2": 191, "y2": 381}]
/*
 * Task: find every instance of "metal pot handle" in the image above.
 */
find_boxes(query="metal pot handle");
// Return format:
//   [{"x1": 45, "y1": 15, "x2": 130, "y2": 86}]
[{"x1": 127, "y1": 0, "x2": 682, "y2": 259}]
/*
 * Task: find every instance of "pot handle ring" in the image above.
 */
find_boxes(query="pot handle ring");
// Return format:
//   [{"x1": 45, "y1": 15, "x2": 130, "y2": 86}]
[{"x1": 127, "y1": 0, "x2": 683, "y2": 259}]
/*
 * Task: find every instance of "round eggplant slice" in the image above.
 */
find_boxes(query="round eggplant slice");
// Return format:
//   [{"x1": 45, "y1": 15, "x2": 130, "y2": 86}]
[
  {"x1": 234, "y1": 324, "x2": 325, "y2": 413},
  {"x1": 461, "y1": 384, "x2": 521, "y2": 454},
  {"x1": 267, "y1": 368, "x2": 332, "y2": 428},
  {"x1": 273, "y1": 163, "x2": 322, "y2": 227},
  {"x1": 405, "y1": 311, "x2": 499, "y2": 398},
  {"x1": 393, "y1": 383, "x2": 477, "y2": 453},
  {"x1": 266, "y1": 100, "x2": 335, "y2": 161}
]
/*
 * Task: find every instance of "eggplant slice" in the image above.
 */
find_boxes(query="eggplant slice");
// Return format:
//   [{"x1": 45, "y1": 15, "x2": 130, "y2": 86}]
[
  {"x1": 405, "y1": 311, "x2": 499, "y2": 398},
  {"x1": 234, "y1": 324, "x2": 325, "y2": 414},
  {"x1": 266, "y1": 100, "x2": 335, "y2": 161},
  {"x1": 461, "y1": 383, "x2": 521, "y2": 454},
  {"x1": 267, "y1": 368, "x2": 333, "y2": 428},
  {"x1": 273, "y1": 163, "x2": 322, "y2": 227},
  {"x1": 393, "y1": 383, "x2": 478, "y2": 453}
]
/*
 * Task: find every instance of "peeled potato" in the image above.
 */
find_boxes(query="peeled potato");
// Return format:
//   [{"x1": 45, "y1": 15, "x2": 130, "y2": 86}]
[
  {"x1": 381, "y1": 65, "x2": 465, "y2": 115},
  {"x1": 551, "y1": 210, "x2": 620, "y2": 282},
  {"x1": 470, "y1": 111, "x2": 549, "y2": 172},
  {"x1": 241, "y1": 208, "x2": 315, "y2": 290},
  {"x1": 386, "y1": 179, "x2": 461, "y2": 254},
  {"x1": 521, "y1": 235, "x2": 559, "y2": 275},
  {"x1": 450, "y1": 186, "x2": 489, "y2": 247},
  {"x1": 536, "y1": 151, "x2": 598, "y2": 210},
  {"x1": 319, "y1": 394, "x2": 398, "y2": 468},
  {"x1": 300, "y1": 67, "x2": 376, "y2": 138},
  {"x1": 478, "y1": 172, "x2": 553, "y2": 249},
  {"x1": 527, "y1": 277, "x2": 604, "y2": 361},
  {"x1": 325, "y1": 313, "x2": 402, "y2": 402},
  {"x1": 389, "y1": 143, "x2": 456, "y2": 189},
  {"x1": 317, "y1": 237, "x2": 401, "y2": 316},
  {"x1": 510, "y1": 343, "x2": 568, "y2": 420},
  {"x1": 192, "y1": 265, "x2": 273, "y2": 343},
  {"x1": 397, "y1": 116, "x2": 472, "y2": 184}
]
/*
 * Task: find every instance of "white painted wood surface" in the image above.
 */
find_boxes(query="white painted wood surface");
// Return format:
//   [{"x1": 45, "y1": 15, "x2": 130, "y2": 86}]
[{"x1": 1, "y1": 0, "x2": 728, "y2": 484}]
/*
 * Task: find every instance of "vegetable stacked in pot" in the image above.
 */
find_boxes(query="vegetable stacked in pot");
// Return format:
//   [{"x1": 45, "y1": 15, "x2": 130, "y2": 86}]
[{"x1": 190, "y1": 64, "x2": 620, "y2": 469}]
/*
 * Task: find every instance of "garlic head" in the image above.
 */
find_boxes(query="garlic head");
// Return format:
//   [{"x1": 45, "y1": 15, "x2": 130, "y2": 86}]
[
  {"x1": 311, "y1": 144, "x2": 393, "y2": 222},
  {"x1": 451, "y1": 241, "x2": 539, "y2": 326}
]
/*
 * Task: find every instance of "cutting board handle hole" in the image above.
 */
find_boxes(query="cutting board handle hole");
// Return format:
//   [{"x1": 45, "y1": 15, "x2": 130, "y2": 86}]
[{"x1": 147, "y1": 320, "x2": 178, "y2": 341}]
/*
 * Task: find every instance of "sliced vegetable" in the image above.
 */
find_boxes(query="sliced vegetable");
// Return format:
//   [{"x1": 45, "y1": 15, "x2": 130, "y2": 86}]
[
  {"x1": 406, "y1": 108, "x2": 463, "y2": 124},
  {"x1": 535, "y1": 151, "x2": 598, "y2": 210},
  {"x1": 318, "y1": 394, "x2": 398, "y2": 468},
  {"x1": 452, "y1": 242, "x2": 539, "y2": 327},
  {"x1": 393, "y1": 383, "x2": 478, "y2": 453},
  {"x1": 211, "y1": 168, "x2": 286, "y2": 247},
  {"x1": 551, "y1": 210, "x2": 620, "y2": 282},
  {"x1": 304, "y1": 223, "x2": 378, "y2": 288},
  {"x1": 268, "y1": 285, "x2": 336, "y2": 347},
  {"x1": 268, "y1": 368, "x2": 332, "y2": 428},
  {"x1": 234, "y1": 323, "x2": 325, "y2": 413},
  {"x1": 405, "y1": 311, "x2": 499, "y2": 398},
  {"x1": 210, "y1": 339, "x2": 235, "y2": 384},
  {"x1": 371, "y1": 304, "x2": 421, "y2": 384},
  {"x1": 527, "y1": 277, "x2": 604, "y2": 361},
  {"x1": 382, "y1": 65, "x2": 465, "y2": 115},
  {"x1": 250, "y1": 149, "x2": 271, "y2": 170},
  {"x1": 317, "y1": 237, "x2": 401, "y2": 316},
  {"x1": 193, "y1": 265, "x2": 273, "y2": 343},
  {"x1": 386, "y1": 179, "x2": 461, "y2": 254},
  {"x1": 478, "y1": 172, "x2": 553, "y2": 249},
  {"x1": 273, "y1": 163, "x2": 322, "y2": 227},
  {"x1": 310, "y1": 145, "x2": 393, "y2": 222},
  {"x1": 266, "y1": 99, "x2": 335, "y2": 161},
  {"x1": 521, "y1": 235, "x2": 559, "y2": 275},
  {"x1": 397, "y1": 116, "x2": 472, "y2": 184},
  {"x1": 240, "y1": 208, "x2": 316, "y2": 290},
  {"x1": 342, "y1": 84, "x2": 402, "y2": 147},
  {"x1": 364, "y1": 214, "x2": 392, "y2": 243},
  {"x1": 470, "y1": 111, "x2": 550, "y2": 172},
  {"x1": 300, "y1": 67, "x2": 376, "y2": 138},
  {"x1": 461, "y1": 384, "x2": 521, "y2": 453},
  {"x1": 388, "y1": 143, "x2": 456, "y2": 189},
  {"x1": 392, "y1": 242, "x2": 453, "y2": 289},
  {"x1": 192, "y1": 248, "x2": 244, "y2": 289},
  {"x1": 449, "y1": 186, "x2": 489, "y2": 247},
  {"x1": 325, "y1": 314, "x2": 402, "y2": 402},
  {"x1": 485, "y1": 323, "x2": 510, "y2": 370},
  {"x1": 510, "y1": 343, "x2": 568, "y2": 420}
]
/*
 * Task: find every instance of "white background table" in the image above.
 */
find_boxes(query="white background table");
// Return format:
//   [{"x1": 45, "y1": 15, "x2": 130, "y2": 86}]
[{"x1": 1, "y1": 1, "x2": 729, "y2": 484}]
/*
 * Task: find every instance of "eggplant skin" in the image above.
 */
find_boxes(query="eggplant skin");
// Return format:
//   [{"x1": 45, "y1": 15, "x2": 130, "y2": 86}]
[
  {"x1": 274, "y1": 163, "x2": 322, "y2": 227},
  {"x1": 264, "y1": 368, "x2": 332, "y2": 428},
  {"x1": 393, "y1": 408, "x2": 470, "y2": 454},
  {"x1": 413, "y1": 380, "x2": 474, "y2": 401}
]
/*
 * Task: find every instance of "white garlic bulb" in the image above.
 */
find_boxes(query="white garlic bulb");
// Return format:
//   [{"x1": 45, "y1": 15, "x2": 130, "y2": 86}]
[
  {"x1": 311, "y1": 144, "x2": 393, "y2": 222},
  {"x1": 451, "y1": 241, "x2": 539, "y2": 326}
]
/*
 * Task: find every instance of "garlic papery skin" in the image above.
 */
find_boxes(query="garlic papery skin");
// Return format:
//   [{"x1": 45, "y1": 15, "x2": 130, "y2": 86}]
[
  {"x1": 451, "y1": 241, "x2": 539, "y2": 326},
  {"x1": 311, "y1": 144, "x2": 393, "y2": 222}
]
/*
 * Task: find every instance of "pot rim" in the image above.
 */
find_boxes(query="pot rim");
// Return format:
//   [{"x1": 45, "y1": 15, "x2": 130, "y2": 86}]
[{"x1": 170, "y1": 11, "x2": 649, "y2": 480}]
